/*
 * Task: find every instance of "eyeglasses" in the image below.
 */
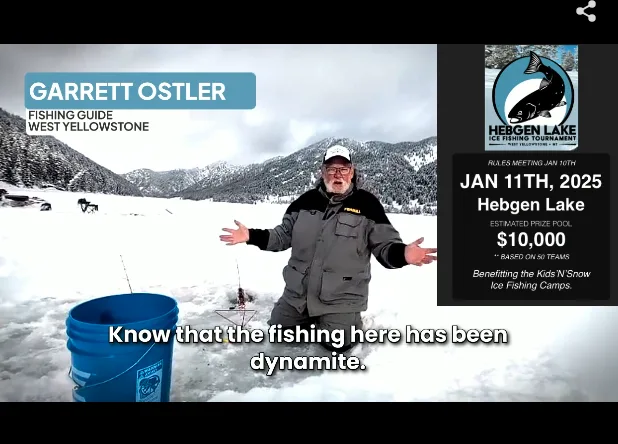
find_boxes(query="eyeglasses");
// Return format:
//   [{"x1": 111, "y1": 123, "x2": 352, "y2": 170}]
[{"x1": 324, "y1": 166, "x2": 351, "y2": 175}]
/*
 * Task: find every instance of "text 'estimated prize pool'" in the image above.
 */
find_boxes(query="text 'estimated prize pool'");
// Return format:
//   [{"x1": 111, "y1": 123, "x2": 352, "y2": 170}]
[{"x1": 452, "y1": 153, "x2": 610, "y2": 302}]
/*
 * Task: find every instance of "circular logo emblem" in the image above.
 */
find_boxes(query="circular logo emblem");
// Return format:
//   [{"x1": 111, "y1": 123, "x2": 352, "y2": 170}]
[{"x1": 492, "y1": 52, "x2": 574, "y2": 126}]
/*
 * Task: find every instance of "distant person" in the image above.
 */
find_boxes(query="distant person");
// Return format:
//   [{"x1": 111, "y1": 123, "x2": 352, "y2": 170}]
[{"x1": 220, "y1": 145, "x2": 437, "y2": 352}]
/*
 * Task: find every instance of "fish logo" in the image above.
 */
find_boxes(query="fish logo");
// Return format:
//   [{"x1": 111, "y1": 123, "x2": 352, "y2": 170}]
[
  {"x1": 485, "y1": 44, "x2": 578, "y2": 151},
  {"x1": 492, "y1": 51, "x2": 574, "y2": 126},
  {"x1": 507, "y1": 52, "x2": 567, "y2": 124},
  {"x1": 139, "y1": 375, "x2": 160, "y2": 397}
]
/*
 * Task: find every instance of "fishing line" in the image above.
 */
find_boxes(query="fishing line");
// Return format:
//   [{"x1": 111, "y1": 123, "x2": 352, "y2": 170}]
[{"x1": 120, "y1": 254, "x2": 133, "y2": 294}]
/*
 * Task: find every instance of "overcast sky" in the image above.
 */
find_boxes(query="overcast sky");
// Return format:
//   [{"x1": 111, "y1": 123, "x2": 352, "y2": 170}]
[{"x1": 0, "y1": 44, "x2": 437, "y2": 174}]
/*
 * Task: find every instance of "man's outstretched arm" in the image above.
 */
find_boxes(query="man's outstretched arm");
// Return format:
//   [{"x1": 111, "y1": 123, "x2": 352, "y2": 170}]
[
  {"x1": 247, "y1": 200, "x2": 301, "y2": 252},
  {"x1": 365, "y1": 195, "x2": 408, "y2": 269}
]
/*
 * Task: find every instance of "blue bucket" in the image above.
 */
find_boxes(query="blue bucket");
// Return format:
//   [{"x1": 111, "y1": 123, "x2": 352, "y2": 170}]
[{"x1": 66, "y1": 293, "x2": 179, "y2": 402}]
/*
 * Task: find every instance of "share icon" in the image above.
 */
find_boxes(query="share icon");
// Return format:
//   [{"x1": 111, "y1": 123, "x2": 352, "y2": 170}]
[{"x1": 576, "y1": 0, "x2": 596, "y2": 22}]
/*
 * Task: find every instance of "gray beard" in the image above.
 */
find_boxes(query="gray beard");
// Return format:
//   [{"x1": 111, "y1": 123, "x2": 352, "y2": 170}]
[{"x1": 325, "y1": 181, "x2": 351, "y2": 194}]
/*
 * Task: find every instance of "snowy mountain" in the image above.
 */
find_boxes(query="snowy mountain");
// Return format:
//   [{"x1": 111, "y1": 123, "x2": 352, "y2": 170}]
[
  {"x1": 172, "y1": 137, "x2": 437, "y2": 215},
  {"x1": 121, "y1": 161, "x2": 242, "y2": 198},
  {"x1": 0, "y1": 105, "x2": 437, "y2": 215},
  {"x1": 0, "y1": 108, "x2": 142, "y2": 196}
]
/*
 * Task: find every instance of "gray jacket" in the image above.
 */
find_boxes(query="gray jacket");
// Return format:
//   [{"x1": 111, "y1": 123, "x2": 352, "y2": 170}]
[{"x1": 247, "y1": 181, "x2": 408, "y2": 316}]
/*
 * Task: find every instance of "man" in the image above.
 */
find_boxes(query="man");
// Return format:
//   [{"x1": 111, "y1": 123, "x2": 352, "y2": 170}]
[{"x1": 220, "y1": 145, "x2": 437, "y2": 352}]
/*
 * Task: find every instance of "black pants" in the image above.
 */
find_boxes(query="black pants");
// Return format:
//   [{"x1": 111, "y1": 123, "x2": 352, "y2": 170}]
[{"x1": 267, "y1": 298, "x2": 362, "y2": 353}]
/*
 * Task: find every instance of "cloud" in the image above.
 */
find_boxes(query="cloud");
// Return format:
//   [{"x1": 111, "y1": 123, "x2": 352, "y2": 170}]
[{"x1": 0, "y1": 44, "x2": 437, "y2": 174}]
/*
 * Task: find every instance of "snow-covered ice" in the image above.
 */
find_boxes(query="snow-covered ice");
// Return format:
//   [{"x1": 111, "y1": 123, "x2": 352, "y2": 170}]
[{"x1": 1, "y1": 184, "x2": 617, "y2": 402}]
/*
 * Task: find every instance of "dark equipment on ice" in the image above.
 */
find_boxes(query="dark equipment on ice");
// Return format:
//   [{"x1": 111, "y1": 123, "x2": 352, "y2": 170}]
[
  {"x1": 78, "y1": 198, "x2": 98, "y2": 213},
  {"x1": 4, "y1": 194, "x2": 29, "y2": 202},
  {"x1": 215, "y1": 260, "x2": 256, "y2": 328},
  {"x1": 40, "y1": 203, "x2": 52, "y2": 211},
  {"x1": 237, "y1": 287, "x2": 246, "y2": 308},
  {"x1": 1, "y1": 194, "x2": 47, "y2": 208},
  {"x1": 3, "y1": 194, "x2": 37, "y2": 208}
]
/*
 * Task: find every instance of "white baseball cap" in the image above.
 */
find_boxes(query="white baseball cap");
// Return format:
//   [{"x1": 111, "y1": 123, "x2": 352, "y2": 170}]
[{"x1": 323, "y1": 145, "x2": 352, "y2": 163}]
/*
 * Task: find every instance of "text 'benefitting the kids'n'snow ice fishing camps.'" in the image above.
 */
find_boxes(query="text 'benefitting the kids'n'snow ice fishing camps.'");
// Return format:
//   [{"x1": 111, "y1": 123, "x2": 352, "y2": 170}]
[{"x1": 107, "y1": 324, "x2": 509, "y2": 375}]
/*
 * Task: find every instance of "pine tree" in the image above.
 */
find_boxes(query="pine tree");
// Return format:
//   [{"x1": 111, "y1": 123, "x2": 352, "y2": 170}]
[
  {"x1": 485, "y1": 45, "x2": 518, "y2": 69},
  {"x1": 0, "y1": 107, "x2": 143, "y2": 195},
  {"x1": 536, "y1": 45, "x2": 558, "y2": 61},
  {"x1": 518, "y1": 45, "x2": 559, "y2": 62},
  {"x1": 561, "y1": 51, "x2": 575, "y2": 71},
  {"x1": 518, "y1": 45, "x2": 537, "y2": 57}
]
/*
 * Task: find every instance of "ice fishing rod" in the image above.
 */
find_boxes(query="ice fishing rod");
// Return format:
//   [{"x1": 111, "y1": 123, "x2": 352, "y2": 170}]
[
  {"x1": 236, "y1": 258, "x2": 247, "y2": 325},
  {"x1": 213, "y1": 257, "x2": 257, "y2": 330},
  {"x1": 236, "y1": 258, "x2": 241, "y2": 289},
  {"x1": 120, "y1": 254, "x2": 133, "y2": 294}
]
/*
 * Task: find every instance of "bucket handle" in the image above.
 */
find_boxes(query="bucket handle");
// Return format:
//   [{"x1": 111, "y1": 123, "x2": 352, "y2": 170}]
[{"x1": 68, "y1": 342, "x2": 156, "y2": 393}]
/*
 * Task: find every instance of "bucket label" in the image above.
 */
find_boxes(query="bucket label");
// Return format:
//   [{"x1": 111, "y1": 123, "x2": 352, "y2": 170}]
[
  {"x1": 136, "y1": 359, "x2": 163, "y2": 402},
  {"x1": 70, "y1": 366, "x2": 92, "y2": 387}
]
